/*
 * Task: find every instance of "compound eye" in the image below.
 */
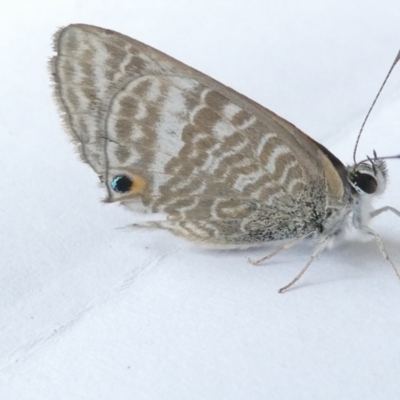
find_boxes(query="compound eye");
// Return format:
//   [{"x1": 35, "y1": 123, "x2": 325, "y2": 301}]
[{"x1": 353, "y1": 173, "x2": 377, "y2": 194}]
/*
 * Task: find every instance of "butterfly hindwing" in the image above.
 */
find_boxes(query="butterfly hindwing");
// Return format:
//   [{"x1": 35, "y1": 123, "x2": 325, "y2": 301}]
[{"x1": 52, "y1": 24, "x2": 340, "y2": 245}]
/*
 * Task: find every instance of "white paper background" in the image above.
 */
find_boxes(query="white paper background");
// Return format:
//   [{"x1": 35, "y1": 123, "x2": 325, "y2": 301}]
[{"x1": 1, "y1": 1, "x2": 400, "y2": 399}]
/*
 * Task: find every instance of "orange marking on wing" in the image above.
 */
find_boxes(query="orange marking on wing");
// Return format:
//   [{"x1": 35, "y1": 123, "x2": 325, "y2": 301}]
[{"x1": 130, "y1": 175, "x2": 147, "y2": 194}]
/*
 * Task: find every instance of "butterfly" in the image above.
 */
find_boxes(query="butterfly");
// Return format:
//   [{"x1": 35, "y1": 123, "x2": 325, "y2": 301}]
[{"x1": 50, "y1": 24, "x2": 400, "y2": 291}]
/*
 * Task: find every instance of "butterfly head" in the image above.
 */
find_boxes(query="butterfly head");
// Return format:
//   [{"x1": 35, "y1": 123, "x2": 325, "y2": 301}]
[{"x1": 347, "y1": 158, "x2": 388, "y2": 197}]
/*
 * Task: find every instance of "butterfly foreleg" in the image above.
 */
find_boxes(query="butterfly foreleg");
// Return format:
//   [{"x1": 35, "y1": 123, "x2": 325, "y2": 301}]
[
  {"x1": 359, "y1": 224, "x2": 400, "y2": 282},
  {"x1": 248, "y1": 232, "x2": 314, "y2": 266},
  {"x1": 370, "y1": 206, "x2": 400, "y2": 219},
  {"x1": 278, "y1": 236, "x2": 330, "y2": 293}
]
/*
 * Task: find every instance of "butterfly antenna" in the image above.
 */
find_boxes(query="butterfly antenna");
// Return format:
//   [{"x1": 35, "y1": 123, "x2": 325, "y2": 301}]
[
  {"x1": 353, "y1": 49, "x2": 400, "y2": 164},
  {"x1": 357, "y1": 153, "x2": 400, "y2": 166}
]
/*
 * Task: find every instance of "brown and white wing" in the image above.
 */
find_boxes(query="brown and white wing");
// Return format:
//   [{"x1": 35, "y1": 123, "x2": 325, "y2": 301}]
[{"x1": 51, "y1": 24, "x2": 344, "y2": 246}]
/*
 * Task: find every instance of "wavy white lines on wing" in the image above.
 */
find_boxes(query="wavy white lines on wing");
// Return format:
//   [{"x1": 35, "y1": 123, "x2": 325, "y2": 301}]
[
  {"x1": 166, "y1": 179, "x2": 207, "y2": 197},
  {"x1": 213, "y1": 120, "x2": 240, "y2": 140},
  {"x1": 189, "y1": 181, "x2": 207, "y2": 195},
  {"x1": 107, "y1": 101, "x2": 147, "y2": 136},
  {"x1": 237, "y1": 115, "x2": 257, "y2": 130},
  {"x1": 200, "y1": 139, "x2": 249, "y2": 175},
  {"x1": 107, "y1": 145, "x2": 141, "y2": 170},
  {"x1": 236, "y1": 160, "x2": 299, "y2": 199},
  {"x1": 252, "y1": 185, "x2": 286, "y2": 204},
  {"x1": 256, "y1": 133, "x2": 277, "y2": 156},
  {"x1": 287, "y1": 178, "x2": 304, "y2": 194},
  {"x1": 60, "y1": 53, "x2": 90, "y2": 122},
  {"x1": 222, "y1": 104, "x2": 257, "y2": 130},
  {"x1": 182, "y1": 222, "x2": 211, "y2": 238},
  {"x1": 224, "y1": 156, "x2": 253, "y2": 172},
  {"x1": 210, "y1": 198, "x2": 249, "y2": 219},
  {"x1": 136, "y1": 75, "x2": 163, "y2": 102},
  {"x1": 190, "y1": 132, "x2": 209, "y2": 145},
  {"x1": 198, "y1": 141, "x2": 223, "y2": 171},
  {"x1": 223, "y1": 103, "x2": 241, "y2": 119},
  {"x1": 233, "y1": 168, "x2": 266, "y2": 192},
  {"x1": 265, "y1": 145, "x2": 291, "y2": 174},
  {"x1": 110, "y1": 76, "x2": 162, "y2": 117},
  {"x1": 210, "y1": 198, "x2": 224, "y2": 219},
  {"x1": 189, "y1": 88, "x2": 211, "y2": 123},
  {"x1": 236, "y1": 162, "x2": 296, "y2": 200},
  {"x1": 170, "y1": 76, "x2": 199, "y2": 91},
  {"x1": 133, "y1": 100, "x2": 147, "y2": 120},
  {"x1": 164, "y1": 223, "x2": 191, "y2": 238},
  {"x1": 166, "y1": 176, "x2": 200, "y2": 192},
  {"x1": 228, "y1": 134, "x2": 278, "y2": 190},
  {"x1": 278, "y1": 160, "x2": 299, "y2": 185},
  {"x1": 111, "y1": 47, "x2": 141, "y2": 84},
  {"x1": 117, "y1": 50, "x2": 168, "y2": 87},
  {"x1": 169, "y1": 197, "x2": 201, "y2": 216},
  {"x1": 200, "y1": 221, "x2": 221, "y2": 238},
  {"x1": 87, "y1": 36, "x2": 114, "y2": 99}
]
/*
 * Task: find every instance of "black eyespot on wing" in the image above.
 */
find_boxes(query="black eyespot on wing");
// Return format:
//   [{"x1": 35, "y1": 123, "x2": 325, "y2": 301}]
[
  {"x1": 353, "y1": 173, "x2": 377, "y2": 194},
  {"x1": 111, "y1": 175, "x2": 133, "y2": 193}
]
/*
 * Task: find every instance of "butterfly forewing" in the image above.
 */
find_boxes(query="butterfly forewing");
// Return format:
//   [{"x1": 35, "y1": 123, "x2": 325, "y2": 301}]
[{"x1": 52, "y1": 24, "x2": 343, "y2": 246}]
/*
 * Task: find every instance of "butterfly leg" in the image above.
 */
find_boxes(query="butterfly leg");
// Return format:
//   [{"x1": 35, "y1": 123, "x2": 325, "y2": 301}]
[
  {"x1": 248, "y1": 232, "x2": 314, "y2": 266},
  {"x1": 359, "y1": 225, "x2": 400, "y2": 282},
  {"x1": 370, "y1": 206, "x2": 400, "y2": 219},
  {"x1": 278, "y1": 236, "x2": 330, "y2": 293}
]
